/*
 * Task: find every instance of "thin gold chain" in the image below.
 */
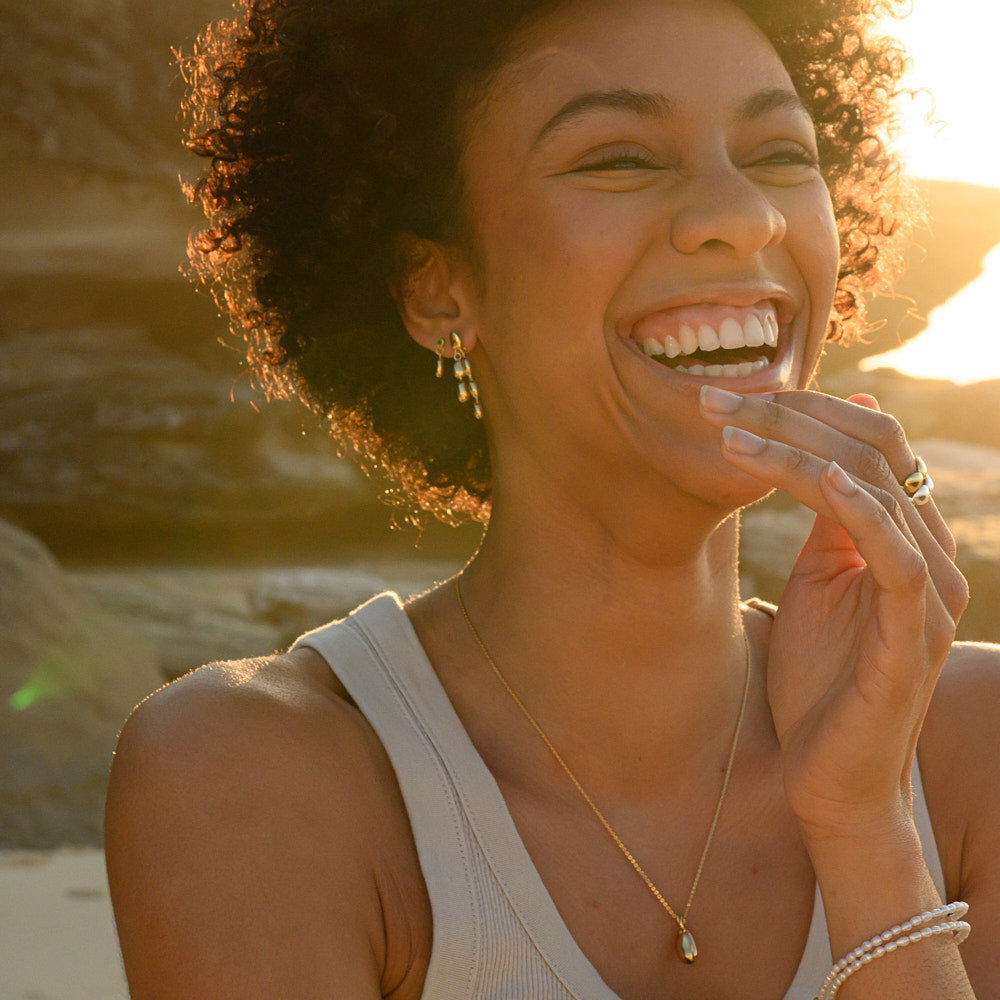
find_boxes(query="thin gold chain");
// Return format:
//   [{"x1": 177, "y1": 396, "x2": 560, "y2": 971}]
[{"x1": 454, "y1": 577, "x2": 751, "y2": 937}]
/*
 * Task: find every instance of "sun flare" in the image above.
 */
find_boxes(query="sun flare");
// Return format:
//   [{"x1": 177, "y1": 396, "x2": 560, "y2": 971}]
[
  {"x1": 883, "y1": 5, "x2": 999, "y2": 190},
  {"x1": 863, "y1": 5, "x2": 1000, "y2": 383}
]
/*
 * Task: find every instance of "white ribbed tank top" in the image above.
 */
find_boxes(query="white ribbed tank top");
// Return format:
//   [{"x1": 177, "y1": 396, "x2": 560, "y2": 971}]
[{"x1": 294, "y1": 593, "x2": 946, "y2": 1000}]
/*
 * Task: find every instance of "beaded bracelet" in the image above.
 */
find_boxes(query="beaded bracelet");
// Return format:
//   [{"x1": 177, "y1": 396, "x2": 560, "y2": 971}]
[{"x1": 815, "y1": 902, "x2": 970, "y2": 999}]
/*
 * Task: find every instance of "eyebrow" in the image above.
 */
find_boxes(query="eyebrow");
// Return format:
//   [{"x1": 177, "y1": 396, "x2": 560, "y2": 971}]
[
  {"x1": 738, "y1": 87, "x2": 811, "y2": 123},
  {"x1": 533, "y1": 89, "x2": 672, "y2": 146},
  {"x1": 531, "y1": 86, "x2": 812, "y2": 147}
]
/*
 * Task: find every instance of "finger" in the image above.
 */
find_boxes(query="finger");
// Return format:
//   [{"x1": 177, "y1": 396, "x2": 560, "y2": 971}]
[
  {"x1": 703, "y1": 387, "x2": 901, "y2": 489},
  {"x1": 814, "y1": 462, "x2": 966, "y2": 657},
  {"x1": 766, "y1": 389, "x2": 914, "y2": 481},
  {"x1": 701, "y1": 386, "x2": 957, "y2": 561},
  {"x1": 719, "y1": 428, "x2": 967, "y2": 620},
  {"x1": 719, "y1": 425, "x2": 915, "y2": 541},
  {"x1": 842, "y1": 393, "x2": 956, "y2": 562}
]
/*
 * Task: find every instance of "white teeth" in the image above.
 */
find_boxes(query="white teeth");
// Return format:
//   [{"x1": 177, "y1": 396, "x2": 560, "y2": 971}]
[
  {"x1": 678, "y1": 324, "x2": 699, "y2": 355},
  {"x1": 718, "y1": 318, "x2": 744, "y2": 350},
  {"x1": 674, "y1": 356, "x2": 770, "y2": 377},
  {"x1": 744, "y1": 315, "x2": 766, "y2": 348},
  {"x1": 637, "y1": 307, "x2": 781, "y2": 364},
  {"x1": 764, "y1": 313, "x2": 779, "y2": 346},
  {"x1": 697, "y1": 324, "x2": 720, "y2": 352}
]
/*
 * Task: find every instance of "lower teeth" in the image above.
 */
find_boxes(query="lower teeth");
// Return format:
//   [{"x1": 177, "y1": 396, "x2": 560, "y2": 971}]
[{"x1": 673, "y1": 358, "x2": 769, "y2": 377}]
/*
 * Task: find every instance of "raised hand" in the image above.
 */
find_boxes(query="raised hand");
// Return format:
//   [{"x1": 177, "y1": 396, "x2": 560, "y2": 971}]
[{"x1": 699, "y1": 385, "x2": 969, "y2": 842}]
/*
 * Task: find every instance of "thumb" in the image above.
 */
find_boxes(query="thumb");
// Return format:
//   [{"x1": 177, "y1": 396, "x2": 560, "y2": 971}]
[
  {"x1": 847, "y1": 393, "x2": 881, "y2": 412},
  {"x1": 792, "y1": 511, "x2": 865, "y2": 578}
]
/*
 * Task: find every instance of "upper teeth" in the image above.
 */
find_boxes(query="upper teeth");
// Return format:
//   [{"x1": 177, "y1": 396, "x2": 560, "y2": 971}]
[{"x1": 640, "y1": 312, "x2": 779, "y2": 359}]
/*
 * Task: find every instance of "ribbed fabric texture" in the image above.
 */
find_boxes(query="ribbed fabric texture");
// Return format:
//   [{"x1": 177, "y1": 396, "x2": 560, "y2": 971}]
[{"x1": 294, "y1": 593, "x2": 946, "y2": 1000}]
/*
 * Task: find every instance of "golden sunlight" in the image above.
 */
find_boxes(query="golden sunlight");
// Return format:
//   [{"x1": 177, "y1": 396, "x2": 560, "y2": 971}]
[
  {"x1": 862, "y1": 4, "x2": 1000, "y2": 383},
  {"x1": 862, "y1": 244, "x2": 1000, "y2": 385},
  {"x1": 885, "y1": 4, "x2": 999, "y2": 189}
]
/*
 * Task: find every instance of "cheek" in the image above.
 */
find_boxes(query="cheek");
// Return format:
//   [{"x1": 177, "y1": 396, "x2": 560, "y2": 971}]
[
  {"x1": 469, "y1": 184, "x2": 643, "y2": 337},
  {"x1": 797, "y1": 201, "x2": 841, "y2": 380},
  {"x1": 788, "y1": 191, "x2": 840, "y2": 307}
]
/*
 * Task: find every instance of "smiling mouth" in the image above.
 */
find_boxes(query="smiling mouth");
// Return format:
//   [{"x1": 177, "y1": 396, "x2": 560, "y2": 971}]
[{"x1": 632, "y1": 303, "x2": 780, "y2": 379}]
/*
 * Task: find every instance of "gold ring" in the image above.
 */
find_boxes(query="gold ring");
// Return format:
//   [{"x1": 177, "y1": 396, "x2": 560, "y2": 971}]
[{"x1": 903, "y1": 456, "x2": 934, "y2": 507}]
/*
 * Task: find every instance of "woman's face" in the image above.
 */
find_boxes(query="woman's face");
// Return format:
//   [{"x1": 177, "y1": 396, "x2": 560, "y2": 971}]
[{"x1": 453, "y1": 0, "x2": 840, "y2": 515}]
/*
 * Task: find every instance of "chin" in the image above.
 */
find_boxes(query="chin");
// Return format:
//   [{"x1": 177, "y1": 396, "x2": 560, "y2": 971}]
[{"x1": 676, "y1": 458, "x2": 779, "y2": 519}]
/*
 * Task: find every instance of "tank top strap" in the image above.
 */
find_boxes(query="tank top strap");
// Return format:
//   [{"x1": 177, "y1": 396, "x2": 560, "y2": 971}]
[
  {"x1": 293, "y1": 592, "x2": 620, "y2": 1000},
  {"x1": 293, "y1": 593, "x2": 480, "y2": 996},
  {"x1": 742, "y1": 596, "x2": 778, "y2": 617}
]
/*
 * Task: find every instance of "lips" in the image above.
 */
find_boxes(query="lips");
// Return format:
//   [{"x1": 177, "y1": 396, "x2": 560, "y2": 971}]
[{"x1": 629, "y1": 301, "x2": 780, "y2": 380}]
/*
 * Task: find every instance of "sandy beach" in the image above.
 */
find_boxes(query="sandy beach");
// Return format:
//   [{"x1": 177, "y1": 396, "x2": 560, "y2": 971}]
[{"x1": 0, "y1": 849, "x2": 126, "y2": 1000}]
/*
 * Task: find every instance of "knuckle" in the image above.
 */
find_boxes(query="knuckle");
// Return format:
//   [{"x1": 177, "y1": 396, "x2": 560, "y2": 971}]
[
  {"x1": 760, "y1": 400, "x2": 785, "y2": 435},
  {"x1": 887, "y1": 496, "x2": 908, "y2": 529},
  {"x1": 871, "y1": 411, "x2": 909, "y2": 458},
  {"x1": 867, "y1": 483, "x2": 892, "y2": 508},
  {"x1": 926, "y1": 626, "x2": 955, "y2": 668},
  {"x1": 868, "y1": 485, "x2": 901, "y2": 524},
  {"x1": 866, "y1": 492, "x2": 893, "y2": 529},
  {"x1": 926, "y1": 597, "x2": 960, "y2": 660},
  {"x1": 854, "y1": 441, "x2": 894, "y2": 486},
  {"x1": 779, "y1": 445, "x2": 811, "y2": 474},
  {"x1": 943, "y1": 569, "x2": 971, "y2": 620},
  {"x1": 901, "y1": 549, "x2": 929, "y2": 587}
]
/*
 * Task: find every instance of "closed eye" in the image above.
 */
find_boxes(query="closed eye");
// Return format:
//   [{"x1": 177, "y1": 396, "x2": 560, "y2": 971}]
[
  {"x1": 751, "y1": 146, "x2": 819, "y2": 169},
  {"x1": 570, "y1": 147, "x2": 662, "y2": 172},
  {"x1": 578, "y1": 155, "x2": 658, "y2": 171}
]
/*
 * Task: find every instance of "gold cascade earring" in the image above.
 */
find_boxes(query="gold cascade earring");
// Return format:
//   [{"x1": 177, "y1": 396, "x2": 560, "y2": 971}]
[{"x1": 437, "y1": 333, "x2": 482, "y2": 420}]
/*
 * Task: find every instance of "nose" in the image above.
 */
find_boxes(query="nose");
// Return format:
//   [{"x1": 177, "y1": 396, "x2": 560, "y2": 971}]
[{"x1": 669, "y1": 169, "x2": 787, "y2": 258}]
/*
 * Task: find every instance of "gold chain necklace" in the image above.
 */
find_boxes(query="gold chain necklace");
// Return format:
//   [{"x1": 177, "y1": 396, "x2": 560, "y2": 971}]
[{"x1": 455, "y1": 577, "x2": 751, "y2": 965}]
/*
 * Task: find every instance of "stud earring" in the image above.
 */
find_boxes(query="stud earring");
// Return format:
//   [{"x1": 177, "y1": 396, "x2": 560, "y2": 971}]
[{"x1": 437, "y1": 333, "x2": 482, "y2": 420}]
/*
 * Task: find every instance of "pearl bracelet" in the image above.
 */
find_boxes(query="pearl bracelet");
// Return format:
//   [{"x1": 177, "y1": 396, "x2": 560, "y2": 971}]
[{"x1": 815, "y1": 902, "x2": 970, "y2": 999}]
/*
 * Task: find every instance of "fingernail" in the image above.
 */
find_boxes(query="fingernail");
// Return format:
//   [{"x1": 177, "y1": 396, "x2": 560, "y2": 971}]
[
  {"x1": 722, "y1": 426, "x2": 766, "y2": 455},
  {"x1": 826, "y1": 461, "x2": 857, "y2": 496},
  {"x1": 700, "y1": 384, "x2": 743, "y2": 414}
]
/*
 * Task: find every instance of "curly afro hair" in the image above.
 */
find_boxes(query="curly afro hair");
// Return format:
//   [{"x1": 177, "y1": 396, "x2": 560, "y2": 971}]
[{"x1": 183, "y1": 0, "x2": 918, "y2": 525}]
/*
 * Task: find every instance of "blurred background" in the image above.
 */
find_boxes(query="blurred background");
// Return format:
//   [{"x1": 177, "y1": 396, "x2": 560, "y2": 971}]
[{"x1": 0, "y1": 1, "x2": 998, "y2": 996}]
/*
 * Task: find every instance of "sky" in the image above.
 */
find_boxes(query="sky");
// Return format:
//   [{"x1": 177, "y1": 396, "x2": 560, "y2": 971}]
[
  {"x1": 861, "y1": 3, "x2": 1000, "y2": 382},
  {"x1": 886, "y1": 3, "x2": 999, "y2": 190}
]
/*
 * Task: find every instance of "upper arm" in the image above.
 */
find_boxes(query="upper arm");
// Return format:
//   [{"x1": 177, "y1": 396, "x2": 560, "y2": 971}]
[
  {"x1": 920, "y1": 642, "x2": 1000, "y2": 995},
  {"x1": 105, "y1": 658, "x2": 424, "y2": 1000}
]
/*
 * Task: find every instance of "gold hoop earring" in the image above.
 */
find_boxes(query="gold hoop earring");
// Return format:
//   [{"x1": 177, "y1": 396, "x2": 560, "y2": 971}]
[{"x1": 437, "y1": 333, "x2": 482, "y2": 420}]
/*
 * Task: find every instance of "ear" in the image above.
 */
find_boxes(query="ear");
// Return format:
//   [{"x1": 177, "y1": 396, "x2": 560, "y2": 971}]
[{"x1": 390, "y1": 233, "x2": 479, "y2": 353}]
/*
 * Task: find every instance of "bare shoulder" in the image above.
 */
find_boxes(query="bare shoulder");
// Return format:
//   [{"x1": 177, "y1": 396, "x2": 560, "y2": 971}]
[
  {"x1": 918, "y1": 640, "x2": 1000, "y2": 991},
  {"x1": 106, "y1": 647, "x2": 430, "y2": 1000},
  {"x1": 923, "y1": 640, "x2": 1000, "y2": 765}
]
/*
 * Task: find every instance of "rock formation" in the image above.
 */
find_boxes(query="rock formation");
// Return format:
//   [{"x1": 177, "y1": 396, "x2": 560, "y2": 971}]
[{"x1": 0, "y1": 520, "x2": 161, "y2": 847}]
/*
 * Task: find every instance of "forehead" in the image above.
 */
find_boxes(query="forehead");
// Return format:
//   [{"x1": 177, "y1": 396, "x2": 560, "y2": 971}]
[{"x1": 469, "y1": 0, "x2": 796, "y2": 136}]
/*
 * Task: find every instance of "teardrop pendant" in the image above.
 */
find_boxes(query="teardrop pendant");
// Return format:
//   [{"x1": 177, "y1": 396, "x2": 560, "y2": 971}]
[{"x1": 676, "y1": 927, "x2": 698, "y2": 964}]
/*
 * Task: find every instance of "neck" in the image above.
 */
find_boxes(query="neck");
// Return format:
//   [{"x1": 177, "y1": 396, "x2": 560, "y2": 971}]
[{"x1": 449, "y1": 483, "x2": 755, "y2": 794}]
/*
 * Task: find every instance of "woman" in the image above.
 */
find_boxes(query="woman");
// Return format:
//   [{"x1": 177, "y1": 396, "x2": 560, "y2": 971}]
[{"x1": 106, "y1": 0, "x2": 1000, "y2": 996}]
